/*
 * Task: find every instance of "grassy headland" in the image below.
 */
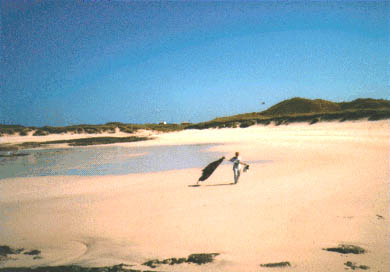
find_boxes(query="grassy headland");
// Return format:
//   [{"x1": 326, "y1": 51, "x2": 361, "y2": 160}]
[
  {"x1": 1, "y1": 98, "x2": 389, "y2": 136},
  {"x1": 186, "y1": 98, "x2": 390, "y2": 129}
]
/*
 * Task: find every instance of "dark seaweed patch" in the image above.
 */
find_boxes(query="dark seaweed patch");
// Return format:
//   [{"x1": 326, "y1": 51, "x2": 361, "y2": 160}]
[
  {"x1": 0, "y1": 264, "x2": 150, "y2": 272},
  {"x1": 260, "y1": 261, "x2": 291, "y2": 268},
  {"x1": 323, "y1": 244, "x2": 365, "y2": 254},
  {"x1": 24, "y1": 250, "x2": 41, "y2": 256},
  {"x1": 345, "y1": 261, "x2": 370, "y2": 270},
  {"x1": 142, "y1": 253, "x2": 220, "y2": 268},
  {"x1": 187, "y1": 253, "x2": 220, "y2": 265},
  {"x1": 0, "y1": 246, "x2": 24, "y2": 257}
]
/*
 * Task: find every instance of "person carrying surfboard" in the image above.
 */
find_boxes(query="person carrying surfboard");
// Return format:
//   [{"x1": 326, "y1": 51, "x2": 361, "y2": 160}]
[{"x1": 230, "y1": 152, "x2": 248, "y2": 184}]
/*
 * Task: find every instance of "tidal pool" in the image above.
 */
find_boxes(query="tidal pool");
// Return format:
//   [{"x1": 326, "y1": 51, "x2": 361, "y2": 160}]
[{"x1": 0, "y1": 144, "x2": 228, "y2": 179}]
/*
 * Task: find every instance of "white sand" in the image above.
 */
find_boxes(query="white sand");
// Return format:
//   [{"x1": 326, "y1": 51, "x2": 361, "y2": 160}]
[{"x1": 0, "y1": 121, "x2": 388, "y2": 271}]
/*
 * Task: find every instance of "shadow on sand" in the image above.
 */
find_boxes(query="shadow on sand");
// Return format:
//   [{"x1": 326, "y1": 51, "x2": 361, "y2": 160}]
[
  {"x1": 188, "y1": 182, "x2": 235, "y2": 187},
  {"x1": 206, "y1": 182, "x2": 235, "y2": 187}
]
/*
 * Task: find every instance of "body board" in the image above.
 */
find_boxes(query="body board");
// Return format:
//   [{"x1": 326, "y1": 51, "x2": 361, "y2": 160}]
[{"x1": 198, "y1": 156, "x2": 225, "y2": 182}]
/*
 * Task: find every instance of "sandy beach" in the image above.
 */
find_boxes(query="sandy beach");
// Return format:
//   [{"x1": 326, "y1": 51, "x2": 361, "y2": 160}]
[{"x1": 0, "y1": 120, "x2": 388, "y2": 271}]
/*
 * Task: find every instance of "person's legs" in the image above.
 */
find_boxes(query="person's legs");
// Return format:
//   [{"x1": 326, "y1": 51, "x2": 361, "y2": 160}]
[{"x1": 234, "y1": 168, "x2": 241, "y2": 184}]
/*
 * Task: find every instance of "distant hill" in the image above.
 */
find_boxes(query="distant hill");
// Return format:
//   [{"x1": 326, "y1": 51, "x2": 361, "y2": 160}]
[
  {"x1": 261, "y1": 97, "x2": 341, "y2": 116},
  {"x1": 338, "y1": 98, "x2": 390, "y2": 110},
  {"x1": 212, "y1": 97, "x2": 390, "y2": 121},
  {"x1": 187, "y1": 97, "x2": 390, "y2": 129},
  {"x1": 1, "y1": 97, "x2": 390, "y2": 136},
  {"x1": 241, "y1": 97, "x2": 390, "y2": 117}
]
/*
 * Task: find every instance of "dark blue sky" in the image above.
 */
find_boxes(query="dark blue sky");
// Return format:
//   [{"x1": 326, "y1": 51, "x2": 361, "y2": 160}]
[{"x1": 1, "y1": 0, "x2": 389, "y2": 126}]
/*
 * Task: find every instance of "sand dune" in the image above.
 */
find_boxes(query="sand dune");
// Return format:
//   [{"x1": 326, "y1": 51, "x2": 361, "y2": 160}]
[{"x1": 0, "y1": 121, "x2": 388, "y2": 271}]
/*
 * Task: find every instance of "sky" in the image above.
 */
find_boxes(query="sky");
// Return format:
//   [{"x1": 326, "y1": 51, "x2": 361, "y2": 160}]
[{"x1": 1, "y1": 0, "x2": 389, "y2": 127}]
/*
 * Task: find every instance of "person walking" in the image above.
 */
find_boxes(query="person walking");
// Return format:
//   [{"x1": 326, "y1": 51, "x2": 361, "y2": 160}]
[{"x1": 230, "y1": 152, "x2": 248, "y2": 184}]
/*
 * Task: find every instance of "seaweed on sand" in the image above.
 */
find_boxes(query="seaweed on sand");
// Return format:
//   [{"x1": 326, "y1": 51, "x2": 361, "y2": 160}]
[
  {"x1": 0, "y1": 136, "x2": 151, "y2": 151},
  {"x1": 0, "y1": 245, "x2": 24, "y2": 257},
  {"x1": 0, "y1": 264, "x2": 154, "y2": 272},
  {"x1": 142, "y1": 253, "x2": 220, "y2": 268},
  {"x1": 260, "y1": 261, "x2": 291, "y2": 268},
  {"x1": 344, "y1": 261, "x2": 370, "y2": 270},
  {"x1": 23, "y1": 250, "x2": 41, "y2": 256},
  {"x1": 323, "y1": 244, "x2": 366, "y2": 254},
  {"x1": 186, "y1": 253, "x2": 220, "y2": 264}
]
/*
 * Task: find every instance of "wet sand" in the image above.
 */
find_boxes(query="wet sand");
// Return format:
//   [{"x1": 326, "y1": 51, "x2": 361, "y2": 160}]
[{"x1": 0, "y1": 121, "x2": 388, "y2": 271}]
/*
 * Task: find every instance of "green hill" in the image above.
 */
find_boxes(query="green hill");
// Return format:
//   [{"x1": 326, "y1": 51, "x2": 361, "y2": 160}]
[
  {"x1": 187, "y1": 97, "x2": 390, "y2": 129},
  {"x1": 339, "y1": 98, "x2": 390, "y2": 110},
  {"x1": 1, "y1": 97, "x2": 390, "y2": 136},
  {"x1": 261, "y1": 97, "x2": 341, "y2": 116},
  {"x1": 260, "y1": 97, "x2": 390, "y2": 116}
]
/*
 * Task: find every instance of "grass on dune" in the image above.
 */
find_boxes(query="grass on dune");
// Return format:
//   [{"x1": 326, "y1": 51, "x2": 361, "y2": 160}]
[{"x1": 1, "y1": 97, "x2": 390, "y2": 135}]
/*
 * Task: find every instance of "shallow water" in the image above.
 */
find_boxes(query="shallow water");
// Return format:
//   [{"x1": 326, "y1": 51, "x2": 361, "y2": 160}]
[{"x1": 0, "y1": 144, "x2": 232, "y2": 179}]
